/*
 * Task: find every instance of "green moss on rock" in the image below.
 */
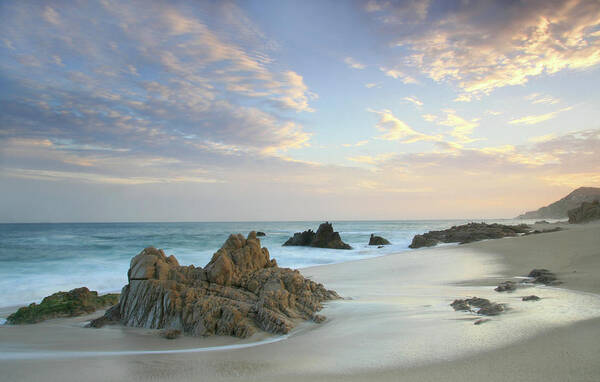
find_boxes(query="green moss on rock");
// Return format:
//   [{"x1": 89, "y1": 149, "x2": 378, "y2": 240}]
[{"x1": 7, "y1": 287, "x2": 119, "y2": 324}]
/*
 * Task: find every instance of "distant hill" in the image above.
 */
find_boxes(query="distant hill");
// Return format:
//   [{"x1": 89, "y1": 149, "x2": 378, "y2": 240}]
[{"x1": 517, "y1": 187, "x2": 600, "y2": 219}]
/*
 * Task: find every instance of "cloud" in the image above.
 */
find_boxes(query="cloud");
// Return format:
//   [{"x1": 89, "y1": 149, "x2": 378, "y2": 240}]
[
  {"x1": 366, "y1": 0, "x2": 600, "y2": 97},
  {"x1": 380, "y1": 67, "x2": 418, "y2": 84},
  {"x1": 365, "y1": 83, "x2": 381, "y2": 88},
  {"x1": 526, "y1": 93, "x2": 560, "y2": 105},
  {"x1": 346, "y1": 153, "x2": 396, "y2": 165},
  {"x1": 344, "y1": 57, "x2": 366, "y2": 69},
  {"x1": 402, "y1": 96, "x2": 423, "y2": 107},
  {"x1": 509, "y1": 106, "x2": 573, "y2": 125},
  {"x1": 342, "y1": 140, "x2": 369, "y2": 147},
  {"x1": 368, "y1": 108, "x2": 440, "y2": 143},
  {"x1": 0, "y1": 0, "x2": 316, "y2": 165},
  {"x1": 43, "y1": 6, "x2": 60, "y2": 25}
]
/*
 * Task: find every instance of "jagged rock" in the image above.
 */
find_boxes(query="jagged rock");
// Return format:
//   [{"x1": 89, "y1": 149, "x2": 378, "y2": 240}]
[
  {"x1": 283, "y1": 222, "x2": 352, "y2": 250},
  {"x1": 522, "y1": 295, "x2": 541, "y2": 301},
  {"x1": 451, "y1": 297, "x2": 505, "y2": 316},
  {"x1": 256, "y1": 232, "x2": 266, "y2": 237},
  {"x1": 568, "y1": 200, "x2": 600, "y2": 223},
  {"x1": 368, "y1": 234, "x2": 390, "y2": 246},
  {"x1": 91, "y1": 232, "x2": 340, "y2": 338},
  {"x1": 409, "y1": 222, "x2": 531, "y2": 248},
  {"x1": 161, "y1": 329, "x2": 181, "y2": 339},
  {"x1": 7, "y1": 287, "x2": 119, "y2": 324},
  {"x1": 495, "y1": 281, "x2": 518, "y2": 292},
  {"x1": 528, "y1": 269, "x2": 559, "y2": 285}
]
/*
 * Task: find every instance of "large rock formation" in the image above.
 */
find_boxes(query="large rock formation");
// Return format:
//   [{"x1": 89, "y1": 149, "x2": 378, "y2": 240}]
[
  {"x1": 409, "y1": 222, "x2": 531, "y2": 249},
  {"x1": 517, "y1": 187, "x2": 600, "y2": 219},
  {"x1": 568, "y1": 200, "x2": 600, "y2": 223},
  {"x1": 90, "y1": 232, "x2": 340, "y2": 338},
  {"x1": 368, "y1": 234, "x2": 390, "y2": 246},
  {"x1": 283, "y1": 222, "x2": 352, "y2": 249},
  {"x1": 7, "y1": 287, "x2": 118, "y2": 324}
]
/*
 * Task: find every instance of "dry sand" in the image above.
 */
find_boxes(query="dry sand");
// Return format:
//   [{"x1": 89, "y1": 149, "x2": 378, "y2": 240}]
[{"x1": 1, "y1": 221, "x2": 599, "y2": 382}]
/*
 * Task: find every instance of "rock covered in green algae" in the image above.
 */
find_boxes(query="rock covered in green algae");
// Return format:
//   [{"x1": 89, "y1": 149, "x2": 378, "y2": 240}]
[{"x1": 7, "y1": 287, "x2": 119, "y2": 324}]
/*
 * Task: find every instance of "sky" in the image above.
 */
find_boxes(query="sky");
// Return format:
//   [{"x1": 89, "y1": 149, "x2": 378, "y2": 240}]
[{"x1": 1, "y1": 0, "x2": 600, "y2": 222}]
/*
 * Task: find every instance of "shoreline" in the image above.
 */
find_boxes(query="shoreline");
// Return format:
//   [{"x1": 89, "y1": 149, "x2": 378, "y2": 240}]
[{"x1": 1, "y1": 221, "x2": 599, "y2": 381}]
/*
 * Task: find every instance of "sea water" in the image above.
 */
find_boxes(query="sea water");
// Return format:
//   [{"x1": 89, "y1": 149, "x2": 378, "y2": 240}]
[{"x1": 0, "y1": 219, "x2": 539, "y2": 308}]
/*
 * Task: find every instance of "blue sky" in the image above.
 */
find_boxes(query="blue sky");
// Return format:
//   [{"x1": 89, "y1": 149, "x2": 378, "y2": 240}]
[{"x1": 1, "y1": 0, "x2": 600, "y2": 222}]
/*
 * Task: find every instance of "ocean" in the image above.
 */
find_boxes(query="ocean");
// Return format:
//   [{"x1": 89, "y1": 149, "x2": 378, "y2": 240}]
[{"x1": 0, "y1": 219, "x2": 538, "y2": 308}]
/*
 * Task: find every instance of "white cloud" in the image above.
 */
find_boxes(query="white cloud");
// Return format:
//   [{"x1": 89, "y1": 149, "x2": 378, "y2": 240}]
[
  {"x1": 402, "y1": 96, "x2": 423, "y2": 107},
  {"x1": 344, "y1": 57, "x2": 366, "y2": 70}
]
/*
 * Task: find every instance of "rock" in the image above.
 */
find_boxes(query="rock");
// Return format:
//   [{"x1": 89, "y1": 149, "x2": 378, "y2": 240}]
[
  {"x1": 535, "y1": 220, "x2": 550, "y2": 224},
  {"x1": 7, "y1": 288, "x2": 119, "y2": 324},
  {"x1": 522, "y1": 295, "x2": 541, "y2": 301},
  {"x1": 528, "y1": 269, "x2": 559, "y2": 285},
  {"x1": 568, "y1": 200, "x2": 600, "y2": 223},
  {"x1": 283, "y1": 229, "x2": 316, "y2": 246},
  {"x1": 88, "y1": 303, "x2": 121, "y2": 328},
  {"x1": 495, "y1": 281, "x2": 518, "y2": 292},
  {"x1": 256, "y1": 232, "x2": 266, "y2": 237},
  {"x1": 283, "y1": 222, "x2": 352, "y2": 250},
  {"x1": 517, "y1": 187, "x2": 600, "y2": 219},
  {"x1": 409, "y1": 234, "x2": 438, "y2": 248},
  {"x1": 409, "y1": 222, "x2": 531, "y2": 249},
  {"x1": 161, "y1": 329, "x2": 182, "y2": 339},
  {"x1": 312, "y1": 314, "x2": 326, "y2": 323},
  {"x1": 92, "y1": 232, "x2": 340, "y2": 338},
  {"x1": 377, "y1": 245, "x2": 384, "y2": 249},
  {"x1": 474, "y1": 318, "x2": 491, "y2": 325},
  {"x1": 368, "y1": 234, "x2": 390, "y2": 246},
  {"x1": 450, "y1": 297, "x2": 505, "y2": 316},
  {"x1": 523, "y1": 227, "x2": 562, "y2": 236}
]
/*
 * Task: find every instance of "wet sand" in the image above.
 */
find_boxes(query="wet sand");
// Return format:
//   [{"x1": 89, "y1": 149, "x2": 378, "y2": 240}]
[{"x1": 1, "y1": 221, "x2": 599, "y2": 381}]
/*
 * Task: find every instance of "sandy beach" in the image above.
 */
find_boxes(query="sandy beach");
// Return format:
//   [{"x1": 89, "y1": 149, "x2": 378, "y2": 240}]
[{"x1": 1, "y1": 220, "x2": 599, "y2": 382}]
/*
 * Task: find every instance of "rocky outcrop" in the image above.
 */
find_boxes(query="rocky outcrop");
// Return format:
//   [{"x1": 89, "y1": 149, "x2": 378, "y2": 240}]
[
  {"x1": 517, "y1": 187, "x2": 600, "y2": 219},
  {"x1": 368, "y1": 234, "x2": 390, "y2": 246},
  {"x1": 7, "y1": 287, "x2": 119, "y2": 324},
  {"x1": 283, "y1": 222, "x2": 352, "y2": 249},
  {"x1": 90, "y1": 232, "x2": 340, "y2": 338},
  {"x1": 409, "y1": 222, "x2": 531, "y2": 249},
  {"x1": 451, "y1": 297, "x2": 505, "y2": 316},
  {"x1": 568, "y1": 200, "x2": 600, "y2": 223}
]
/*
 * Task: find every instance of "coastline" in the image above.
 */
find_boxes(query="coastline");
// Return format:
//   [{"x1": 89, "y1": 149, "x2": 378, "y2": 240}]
[{"x1": 1, "y1": 221, "x2": 599, "y2": 381}]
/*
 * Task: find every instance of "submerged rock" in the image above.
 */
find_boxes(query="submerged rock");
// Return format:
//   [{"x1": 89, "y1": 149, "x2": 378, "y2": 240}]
[
  {"x1": 368, "y1": 234, "x2": 390, "y2": 246},
  {"x1": 523, "y1": 227, "x2": 562, "y2": 236},
  {"x1": 91, "y1": 232, "x2": 340, "y2": 338},
  {"x1": 283, "y1": 222, "x2": 352, "y2": 250},
  {"x1": 568, "y1": 200, "x2": 600, "y2": 223},
  {"x1": 451, "y1": 297, "x2": 505, "y2": 316},
  {"x1": 409, "y1": 222, "x2": 531, "y2": 249},
  {"x1": 7, "y1": 287, "x2": 119, "y2": 324},
  {"x1": 494, "y1": 281, "x2": 518, "y2": 292},
  {"x1": 161, "y1": 329, "x2": 182, "y2": 339},
  {"x1": 522, "y1": 295, "x2": 541, "y2": 301},
  {"x1": 256, "y1": 232, "x2": 266, "y2": 237},
  {"x1": 528, "y1": 269, "x2": 559, "y2": 285}
]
